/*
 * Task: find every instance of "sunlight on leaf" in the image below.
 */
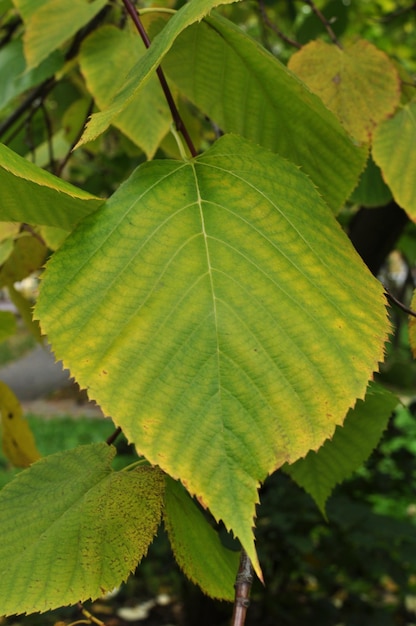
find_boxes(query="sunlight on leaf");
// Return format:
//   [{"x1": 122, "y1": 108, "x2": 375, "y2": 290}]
[
  {"x1": 14, "y1": 0, "x2": 107, "y2": 69},
  {"x1": 36, "y1": 134, "x2": 389, "y2": 575},
  {"x1": 288, "y1": 39, "x2": 400, "y2": 143}
]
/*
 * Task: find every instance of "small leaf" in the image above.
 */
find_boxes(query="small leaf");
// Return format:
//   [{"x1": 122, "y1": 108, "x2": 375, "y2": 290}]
[
  {"x1": 372, "y1": 101, "x2": 416, "y2": 220},
  {"x1": 79, "y1": 25, "x2": 171, "y2": 159},
  {"x1": 0, "y1": 443, "x2": 165, "y2": 615},
  {"x1": 350, "y1": 155, "x2": 392, "y2": 208},
  {"x1": 0, "y1": 235, "x2": 47, "y2": 287},
  {"x1": 36, "y1": 134, "x2": 389, "y2": 575},
  {"x1": 288, "y1": 39, "x2": 401, "y2": 143},
  {"x1": 0, "y1": 381, "x2": 41, "y2": 467},
  {"x1": 15, "y1": 0, "x2": 107, "y2": 69},
  {"x1": 0, "y1": 143, "x2": 103, "y2": 229},
  {"x1": 77, "y1": 0, "x2": 241, "y2": 146},
  {"x1": 284, "y1": 384, "x2": 398, "y2": 515},
  {"x1": 164, "y1": 476, "x2": 239, "y2": 600}
]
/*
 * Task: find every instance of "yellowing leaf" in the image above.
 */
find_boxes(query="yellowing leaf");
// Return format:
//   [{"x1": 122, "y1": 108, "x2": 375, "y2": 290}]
[
  {"x1": 0, "y1": 381, "x2": 41, "y2": 467},
  {"x1": 14, "y1": 0, "x2": 107, "y2": 69},
  {"x1": 36, "y1": 134, "x2": 389, "y2": 576},
  {"x1": 0, "y1": 235, "x2": 47, "y2": 287},
  {"x1": 0, "y1": 143, "x2": 104, "y2": 229},
  {"x1": 288, "y1": 39, "x2": 400, "y2": 143},
  {"x1": 0, "y1": 444, "x2": 165, "y2": 615},
  {"x1": 372, "y1": 101, "x2": 416, "y2": 221}
]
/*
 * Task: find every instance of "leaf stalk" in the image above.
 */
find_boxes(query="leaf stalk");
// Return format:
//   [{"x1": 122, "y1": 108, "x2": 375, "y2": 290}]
[
  {"x1": 231, "y1": 548, "x2": 254, "y2": 626},
  {"x1": 121, "y1": 0, "x2": 197, "y2": 158}
]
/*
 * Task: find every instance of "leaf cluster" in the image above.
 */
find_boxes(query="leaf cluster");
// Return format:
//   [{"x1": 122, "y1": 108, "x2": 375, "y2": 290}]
[{"x1": 0, "y1": 0, "x2": 415, "y2": 618}]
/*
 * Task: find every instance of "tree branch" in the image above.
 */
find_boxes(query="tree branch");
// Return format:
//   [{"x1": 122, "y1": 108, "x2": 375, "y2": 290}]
[
  {"x1": 121, "y1": 0, "x2": 197, "y2": 158},
  {"x1": 303, "y1": 0, "x2": 342, "y2": 47},
  {"x1": 231, "y1": 548, "x2": 254, "y2": 626},
  {"x1": 258, "y1": 0, "x2": 301, "y2": 49}
]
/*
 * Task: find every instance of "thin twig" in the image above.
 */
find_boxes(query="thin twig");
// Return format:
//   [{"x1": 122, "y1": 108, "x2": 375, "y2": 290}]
[
  {"x1": 385, "y1": 288, "x2": 416, "y2": 318},
  {"x1": 231, "y1": 548, "x2": 254, "y2": 626},
  {"x1": 0, "y1": 77, "x2": 55, "y2": 140},
  {"x1": 39, "y1": 101, "x2": 55, "y2": 172},
  {"x1": 304, "y1": 0, "x2": 342, "y2": 47},
  {"x1": 106, "y1": 427, "x2": 122, "y2": 446},
  {"x1": 258, "y1": 0, "x2": 301, "y2": 49},
  {"x1": 121, "y1": 0, "x2": 197, "y2": 157},
  {"x1": 56, "y1": 99, "x2": 95, "y2": 176}
]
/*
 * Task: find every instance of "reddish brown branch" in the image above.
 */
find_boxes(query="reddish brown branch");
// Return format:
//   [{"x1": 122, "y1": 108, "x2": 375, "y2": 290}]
[
  {"x1": 258, "y1": 0, "x2": 301, "y2": 49},
  {"x1": 121, "y1": 0, "x2": 197, "y2": 157},
  {"x1": 304, "y1": 0, "x2": 342, "y2": 47},
  {"x1": 231, "y1": 549, "x2": 254, "y2": 626}
]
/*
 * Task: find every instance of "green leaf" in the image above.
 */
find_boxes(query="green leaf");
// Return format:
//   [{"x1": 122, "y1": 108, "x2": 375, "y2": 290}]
[
  {"x1": 14, "y1": 0, "x2": 108, "y2": 69},
  {"x1": 79, "y1": 25, "x2": 171, "y2": 159},
  {"x1": 350, "y1": 155, "x2": 392, "y2": 208},
  {"x1": 77, "y1": 0, "x2": 242, "y2": 147},
  {"x1": 0, "y1": 143, "x2": 103, "y2": 229},
  {"x1": 161, "y1": 15, "x2": 367, "y2": 211},
  {"x1": 288, "y1": 39, "x2": 400, "y2": 143},
  {"x1": 0, "y1": 311, "x2": 17, "y2": 343},
  {"x1": 0, "y1": 235, "x2": 47, "y2": 287},
  {"x1": 36, "y1": 134, "x2": 389, "y2": 575},
  {"x1": 164, "y1": 476, "x2": 239, "y2": 600},
  {"x1": 0, "y1": 443, "x2": 165, "y2": 615},
  {"x1": 0, "y1": 38, "x2": 63, "y2": 112},
  {"x1": 372, "y1": 101, "x2": 416, "y2": 221},
  {"x1": 284, "y1": 384, "x2": 398, "y2": 516}
]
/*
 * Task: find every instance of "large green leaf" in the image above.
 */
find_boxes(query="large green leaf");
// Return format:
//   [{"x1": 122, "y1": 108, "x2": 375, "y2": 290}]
[
  {"x1": 78, "y1": 0, "x2": 241, "y2": 147},
  {"x1": 160, "y1": 15, "x2": 367, "y2": 211},
  {"x1": 13, "y1": 0, "x2": 108, "y2": 69},
  {"x1": 284, "y1": 384, "x2": 398, "y2": 515},
  {"x1": 79, "y1": 25, "x2": 171, "y2": 159},
  {"x1": 372, "y1": 101, "x2": 416, "y2": 221},
  {"x1": 36, "y1": 134, "x2": 389, "y2": 574},
  {"x1": 164, "y1": 476, "x2": 239, "y2": 600},
  {"x1": 0, "y1": 443, "x2": 165, "y2": 615},
  {"x1": 0, "y1": 143, "x2": 103, "y2": 229}
]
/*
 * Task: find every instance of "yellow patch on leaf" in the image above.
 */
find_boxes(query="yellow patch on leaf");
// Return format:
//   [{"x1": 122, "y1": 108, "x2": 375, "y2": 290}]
[
  {"x1": 0, "y1": 381, "x2": 41, "y2": 467},
  {"x1": 288, "y1": 39, "x2": 400, "y2": 143}
]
